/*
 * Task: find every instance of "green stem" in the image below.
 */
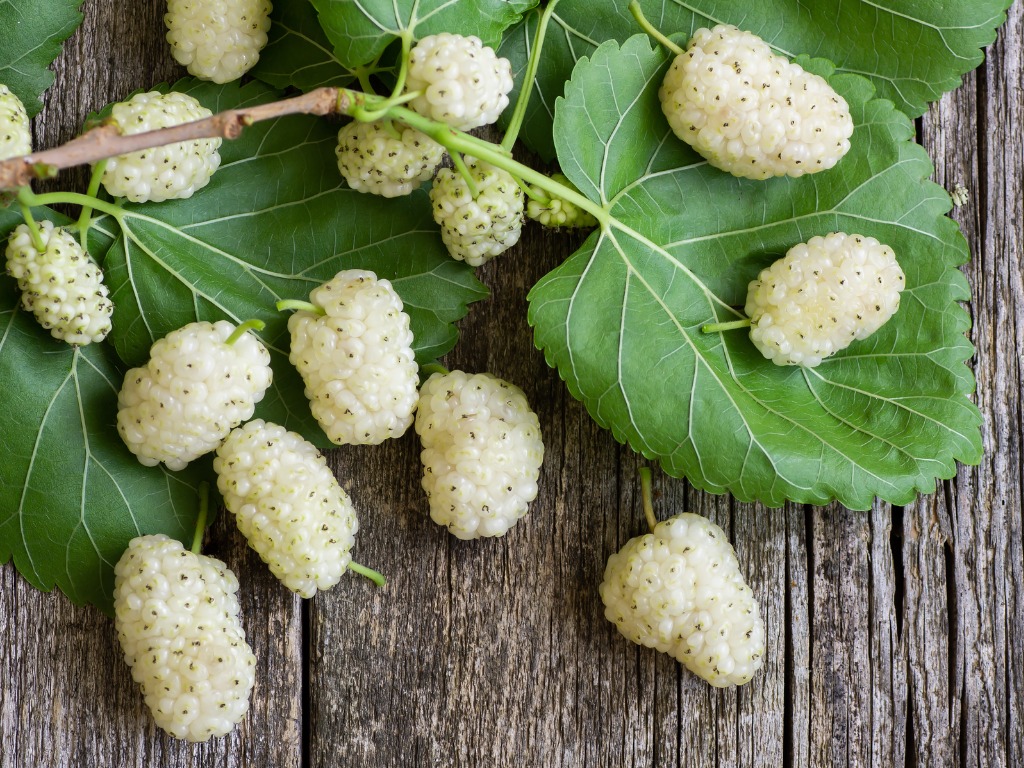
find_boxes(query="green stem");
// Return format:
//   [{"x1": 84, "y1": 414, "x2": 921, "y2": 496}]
[
  {"x1": 276, "y1": 299, "x2": 324, "y2": 315},
  {"x1": 349, "y1": 561, "x2": 386, "y2": 587},
  {"x1": 639, "y1": 467, "x2": 658, "y2": 534},
  {"x1": 390, "y1": 31, "x2": 414, "y2": 100},
  {"x1": 501, "y1": 0, "x2": 562, "y2": 151},
  {"x1": 19, "y1": 188, "x2": 127, "y2": 222},
  {"x1": 226, "y1": 318, "x2": 265, "y2": 345},
  {"x1": 191, "y1": 482, "x2": 210, "y2": 554},
  {"x1": 628, "y1": 1, "x2": 684, "y2": 56},
  {"x1": 702, "y1": 318, "x2": 752, "y2": 334},
  {"x1": 16, "y1": 197, "x2": 46, "y2": 251},
  {"x1": 362, "y1": 100, "x2": 609, "y2": 227},
  {"x1": 76, "y1": 159, "x2": 107, "y2": 244},
  {"x1": 449, "y1": 151, "x2": 480, "y2": 199}
]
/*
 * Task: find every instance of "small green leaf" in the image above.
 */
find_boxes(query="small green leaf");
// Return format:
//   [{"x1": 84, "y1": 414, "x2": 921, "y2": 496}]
[
  {"x1": 250, "y1": 0, "x2": 356, "y2": 91},
  {"x1": 0, "y1": 210, "x2": 207, "y2": 614},
  {"x1": 99, "y1": 79, "x2": 487, "y2": 447},
  {"x1": 529, "y1": 36, "x2": 981, "y2": 509},
  {"x1": 311, "y1": 0, "x2": 538, "y2": 70},
  {"x1": 502, "y1": 0, "x2": 1013, "y2": 160},
  {"x1": 0, "y1": 0, "x2": 84, "y2": 116}
]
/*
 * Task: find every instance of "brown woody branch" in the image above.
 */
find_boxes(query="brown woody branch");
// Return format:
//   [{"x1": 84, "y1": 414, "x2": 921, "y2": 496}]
[{"x1": 0, "y1": 87, "x2": 351, "y2": 190}]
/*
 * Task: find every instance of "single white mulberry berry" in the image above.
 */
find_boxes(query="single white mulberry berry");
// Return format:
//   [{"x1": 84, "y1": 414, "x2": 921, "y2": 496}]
[
  {"x1": 165, "y1": 0, "x2": 273, "y2": 84},
  {"x1": 526, "y1": 173, "x2": 599, "y2": 229},
  {"x1": 743, "y1": 232, "x2": 905, "y2": 366},
  {"x1": 659, "y1": 24, "x2": 854, "y2": 179},
  {"x1": 335, "y1": 120, "x2": 444, "y2": 198},
  {"x1": 214, "y1": 419, "x2": 359, "y2": 598},
  {"x1": 287, "y1": 269, "x2": 418, "y2": 445},
  {"x1": 100, "y1": 91, "x2": 222, "y2": 203},
  {"x1": 0, "y1": 84, "x2": 31, "y2": 160},
  {"x1": 114, "y1": 534, "x2": 256, "y2": 741},
  {"x1": 600, "y1": 512, "x2": 765, "y2": 687},
  {"x1": 5, "y1": 221, "x2": 113, "y2": 345},
  {"x1": 117, "y1": 320, "x2": 273, "y2": 470},
  {"x1": 405, "y1": 33, "x2": 514, "y2": 131},
  {"x1": 415, "y1": 370, "x2": 544, "y2": 539},
  {"x1": 430, "y1": 157, "x2": 525, "y2": 266}
]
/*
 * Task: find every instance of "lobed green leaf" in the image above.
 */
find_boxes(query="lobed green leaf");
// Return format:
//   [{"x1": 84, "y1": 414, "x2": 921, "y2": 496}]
[
  {"x1": 529, "y1": 35, "x2": 982, "y2": 509},
  {"x1": 0, "y1": 0, "x2": 84, "y2": 116},
  {"x1": 501, "y1": 0, "x2": 1013, "y2": 160},
  {"x1": 311, "y1": 0, "x2": 539, "y2": 70}
]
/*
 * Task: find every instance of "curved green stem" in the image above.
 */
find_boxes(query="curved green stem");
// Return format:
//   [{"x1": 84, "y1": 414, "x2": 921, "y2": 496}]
[
  {"x1": 501, "y1": 0, "x2": 562, "y2": 151},
  {"x1": 369, "y1": 101, "x2": 609, "y2": 227},
  {"x1": 276, "y1": 299, "x2": 324, "y2": 315},
  {"x1": 16, "y1": 197, "x2": 46, "y2": 251},
  {"x1": 349, "y1": 561, "x2": 386, "y2": 587},
  {"x1": 19, "y1": 188, "x2": 127, "y2": 222},
  {"x1": 702, "y1": 318, "x2": 752, "y2": 334},
  {"x1": 390, "y1": 31, "x2": 414, "y2": 100},
  {"x1": 450, "y1": 151, "x2": 480, "y2": 199},
  {"x1": 76, "y1": 159, "x2": 107, "y2": 245},
  {"x1": 628, "y1": 1, "x2": 684, "y2": 56},
  {"x1": 191, "y1": 482, "x2": 210, "y2": 554},
  {"x1": 639, "y1": 467, "x2": 658, "y2": 534},
  {"x1": 226, "y1": 318, "x2": 265, "y2": 345}
]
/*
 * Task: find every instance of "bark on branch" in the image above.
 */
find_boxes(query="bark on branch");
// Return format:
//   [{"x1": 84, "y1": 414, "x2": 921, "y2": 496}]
[{"x1": 0, "y1": 87, "x2": 350, "y2": 190}]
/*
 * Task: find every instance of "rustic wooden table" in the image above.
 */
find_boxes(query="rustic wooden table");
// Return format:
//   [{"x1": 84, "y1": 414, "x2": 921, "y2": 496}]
[{"x1": 2, "y1": 1, "x2": 1022, "y2": 766}]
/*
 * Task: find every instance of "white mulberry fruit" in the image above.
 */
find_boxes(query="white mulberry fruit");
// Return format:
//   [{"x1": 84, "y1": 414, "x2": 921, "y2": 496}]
[
  {"x1": 405, "y1": 33, "x2": 514, "y2": 131},
  {"x1": 0, "y1": 84, "x2": 31, "y2": 160},
  {"x1": 5, "y1": 221, "x2": 113, "y2": 345},
  {"x1": 335, "y1": 120, "x2": 444, "y2": 198},
  {"x1": 114, "y1": 534, "x2": 256, "y2": 741},
  {"x1": 117, "y1": 320, "x2": 273, "y2": 470},
  {"x1": 214, "y1": 419, "x2": 359, "y2": 597},
  {"x1": 526, "y1": 173, "x2": 599, "y2": 229},
  {"x1": 430, "y1": 157, "x2": 525, "y2": 266},
  {"x1": 600, "y1": 512, "x2": 765, "y2": 687},
  {"x1": 743, "y1": 232, "x2": 905, "y2": 366},
  {"x1": 100, "y1": 91, "x2": 222, "y2": 203},
  {"x1": 287, "y1": 269, "x2": 418, "y2": 445},
  {"x1": 659, "y1": 24, "x2": 854, "y2": 179},
  {"x1": 165, "y1": 0, "x2": 273, "y2": 84},
  {"x1": 415, "y1": 370, "x2": 544, "y2": 539}
]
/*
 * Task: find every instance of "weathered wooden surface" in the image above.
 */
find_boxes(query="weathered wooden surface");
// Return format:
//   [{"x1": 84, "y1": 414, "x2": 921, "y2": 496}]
[{"x1": 1, "y1": 1, "x2": 1022, "y2": 766}]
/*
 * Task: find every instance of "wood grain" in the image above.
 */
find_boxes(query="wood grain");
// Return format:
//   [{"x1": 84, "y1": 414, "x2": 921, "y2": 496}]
[{"x1": 2, "y1": 0, "x2": 1023, "y2": 765}]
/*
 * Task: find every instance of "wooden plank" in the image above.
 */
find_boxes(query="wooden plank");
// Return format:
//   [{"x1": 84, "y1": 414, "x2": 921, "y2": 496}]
[{"x1": 0, "y1": 2, "x2": 304, "y2": 766}]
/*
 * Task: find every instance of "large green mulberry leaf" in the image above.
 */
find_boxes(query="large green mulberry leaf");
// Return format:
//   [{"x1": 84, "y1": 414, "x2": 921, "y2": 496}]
[
  {"x1": 528, "y1": 35, "x2": 981, "y2": 509},
  {"x1": 311, "y1": 0, "x2": 538, "y2": 70},
  {"x1": 0, "y1": 208, "x2": 206, "y2": 614},
  {"x1": 250, "y1": 0, "x2": 356, "y2": 91},
  {"x1": 0, "y1": 0, "x2": 84, "y2": 116},
  {"x1": 501, "y1": 0, "x2": 1012, "y2": 160},
  {"x1": 99, "y1": 80, "x2": 487, "y2": 448}
]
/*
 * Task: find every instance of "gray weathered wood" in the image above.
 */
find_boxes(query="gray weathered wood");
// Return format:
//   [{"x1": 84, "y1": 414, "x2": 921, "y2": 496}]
[{"x1": 2, "y1": 0, "x2": 1023, "y2": 765}]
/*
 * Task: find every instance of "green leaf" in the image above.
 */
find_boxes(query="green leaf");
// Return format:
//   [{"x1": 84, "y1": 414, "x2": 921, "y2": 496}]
[
  {"x1": 99, "y1": 79, "x2": 487, "y2": 447},
  {"x1": 528, "y1": 35, "x2": 981, "y2": 509},
  {"x1": 0, "y1": 0, "x2": 84, "y2": 116},
  {"x1": 0, "y1": 208, "x2": 207, "y2": 615},
  {"x1": 501, "y1": 0, "x2": 1012, "y2": 160},
  {"x1": 311, "y1": 0, "x2": 539, "y2": 70},
  {"x1": 250, "y1": 0, "x2": 356, "y2": 91}
]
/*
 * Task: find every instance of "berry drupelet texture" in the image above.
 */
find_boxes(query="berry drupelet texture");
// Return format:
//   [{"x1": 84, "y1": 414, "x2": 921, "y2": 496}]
[
  {"x1": 114, "y1": 534, "x2": 256, "y2": 742},
  {"x1": 214, "y1": 419, "x2": 359, "y2": 598},
  {"x1": 600, "y1": 513, "x2": 765, "y2": 687},
  {"x1": 415, "y1": 370, "x2": 544, "y2": 539}
]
